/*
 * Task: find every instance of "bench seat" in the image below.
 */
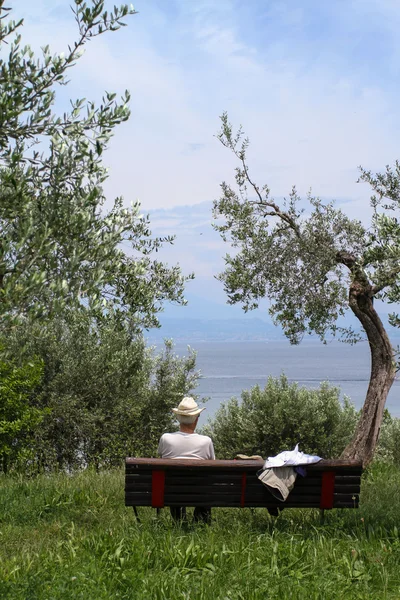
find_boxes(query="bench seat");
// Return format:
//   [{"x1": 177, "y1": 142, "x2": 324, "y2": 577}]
[{"x1": 125, "y1": 458, "x2": 363, "y2": 511}]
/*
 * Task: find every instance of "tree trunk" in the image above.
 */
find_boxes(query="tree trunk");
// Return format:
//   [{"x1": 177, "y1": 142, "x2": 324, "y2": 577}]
[{"x1": 341, "y1": 279, "x2": 396, "y2": 466}]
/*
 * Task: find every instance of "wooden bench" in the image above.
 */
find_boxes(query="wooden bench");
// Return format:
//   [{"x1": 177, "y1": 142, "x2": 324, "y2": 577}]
[{"x1": 125, "y1": 458, "x2": 363, "y2": 518}]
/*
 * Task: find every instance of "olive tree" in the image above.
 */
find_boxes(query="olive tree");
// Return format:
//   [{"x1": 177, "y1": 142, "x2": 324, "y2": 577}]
[
  {"x1": 3, "y1": 314, "x2": 199, "y2": 472},
  {"x1": 0, "y1": 1, "x2": 189, "y2": 330},
  {"x1": 213, "y1": 113, "x2": 400, "y2": 465}
]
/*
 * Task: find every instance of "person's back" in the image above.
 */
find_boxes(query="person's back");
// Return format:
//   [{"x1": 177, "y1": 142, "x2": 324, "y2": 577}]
[
  {"x1": 158, "y1": 431, "x2": 214, "y2": 460},
  {"x1": 158, "y1": 396, "x2": 215, "y2": 523}
]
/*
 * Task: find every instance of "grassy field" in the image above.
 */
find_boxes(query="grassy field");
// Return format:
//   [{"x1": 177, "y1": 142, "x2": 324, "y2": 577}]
[{"x1": 1, "y1": 464, "x2": 400, "y2": 600}]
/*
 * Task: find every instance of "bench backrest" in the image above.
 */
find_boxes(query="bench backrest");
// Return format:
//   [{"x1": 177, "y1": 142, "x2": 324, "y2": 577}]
[{"x1": 125, "y1": 458, "x2": 363, "y2": 510}]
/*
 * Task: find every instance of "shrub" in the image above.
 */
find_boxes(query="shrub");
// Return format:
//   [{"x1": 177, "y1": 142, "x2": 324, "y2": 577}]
[
  {"x1": 0, "y1": 356, "x2": 45, "y2": 473},
  {"x1": 3, "y1": 316, "x2": 199, "y2": 473},
  {"x1": 375, "y1": 410, "x2": 400, "y2": 466},
  {"x1": 202, "y1": 375, "x2": 358, "y2": 459}
]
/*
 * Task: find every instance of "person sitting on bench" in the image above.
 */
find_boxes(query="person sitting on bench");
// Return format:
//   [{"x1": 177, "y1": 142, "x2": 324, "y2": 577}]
[{"x1": 158, "y1": 396, "x2": 215, "y2": 523}]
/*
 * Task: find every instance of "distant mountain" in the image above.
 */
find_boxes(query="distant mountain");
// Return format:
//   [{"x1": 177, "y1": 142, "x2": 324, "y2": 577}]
[
  {"x1": 146, "y1": 316, "x2": 400, "y2": 344},
  {"x1": 159, "y1": 287, "x2": 267, "y2": 321},
  {"x1": 146, "y1": 318, "x2": 285, "y2": 342},
  {"x1": 150, "y1": 284, "x2": 400, "y2": 343}
]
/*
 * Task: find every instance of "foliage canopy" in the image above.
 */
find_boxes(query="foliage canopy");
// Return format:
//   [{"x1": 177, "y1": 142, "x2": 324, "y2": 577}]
[{"x1": 0, "y1": 1, "x2": 190, "y2": 330}]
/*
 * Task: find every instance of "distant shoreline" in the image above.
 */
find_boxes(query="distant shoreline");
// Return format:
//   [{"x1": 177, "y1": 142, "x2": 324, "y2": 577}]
[{"x1": 148, "y1": 340, "x2": 400, "y2": 421}]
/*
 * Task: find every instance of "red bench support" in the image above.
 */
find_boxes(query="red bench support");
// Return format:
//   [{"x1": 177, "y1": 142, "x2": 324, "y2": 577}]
[
  {"x1": 320, "y1": 471, "x2": 336, "y2": 509},
  {"x1": 151, "y1": 470, "x2": 165, "y2": 508}
]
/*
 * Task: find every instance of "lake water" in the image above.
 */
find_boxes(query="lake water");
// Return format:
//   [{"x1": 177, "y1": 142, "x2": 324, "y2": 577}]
[{"x1": 170, "y1": 340, "x2": 400, "y2": 424}]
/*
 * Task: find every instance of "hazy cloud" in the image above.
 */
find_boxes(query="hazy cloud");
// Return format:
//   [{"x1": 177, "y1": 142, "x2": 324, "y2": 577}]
[{"x1": 12, "y1": 0, "x2": 400, "y2": 213}]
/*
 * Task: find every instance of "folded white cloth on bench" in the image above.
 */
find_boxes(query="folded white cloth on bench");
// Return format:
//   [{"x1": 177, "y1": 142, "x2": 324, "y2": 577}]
[{"x1": 263, "y1": 444, "x2": 321, "y2": 469}]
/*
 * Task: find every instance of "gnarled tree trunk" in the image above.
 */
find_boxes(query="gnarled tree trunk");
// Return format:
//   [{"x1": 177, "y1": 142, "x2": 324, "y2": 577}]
[{"x1": 341, "y1": 278, "x2": 396, "y2": 465}]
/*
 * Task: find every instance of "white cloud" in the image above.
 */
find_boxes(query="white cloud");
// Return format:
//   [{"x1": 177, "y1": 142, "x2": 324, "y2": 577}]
[
  {"x1": 7, "y1": 0, "x2": 400, "y2": 215},
  {"x1": 149, "y1": 218, "x2": 184, "y2": 229}
]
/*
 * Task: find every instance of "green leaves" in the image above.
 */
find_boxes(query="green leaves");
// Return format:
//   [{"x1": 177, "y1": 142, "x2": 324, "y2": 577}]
[
  {"x1": 0, "y1": 355, "x2": 45, "y2": 473},
  {"x1": 0, "y1": 3, "x2": 189, "y2": 332}
]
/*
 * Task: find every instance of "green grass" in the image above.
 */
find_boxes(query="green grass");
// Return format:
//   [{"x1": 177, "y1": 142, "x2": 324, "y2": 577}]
[{"x1": 1, "y1": 464, "x2": 400, "y2": 599}]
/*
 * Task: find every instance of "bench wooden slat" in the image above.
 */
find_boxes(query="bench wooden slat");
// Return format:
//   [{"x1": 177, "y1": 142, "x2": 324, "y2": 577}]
[
  {"x1": 125, "y1": 481, "x2": 361, "y2": 495},
  {"x1": 126, "y1": 458, "x2": 362, "y2": 470},
  {"x1": 334, "y1": 476, "x2": 363, "y2": 484},
  {"x1": 126, "y1": 467, "x2": 362, "y2": 480},
  {"x1": 125, "y1": 496, "x2": 359, "y2": 509},
  {"x1": 333, "y1": 492, "x2": 359, "y2": 502},
  {"x1": 125, "y1": 492, "x2": 360, "y2": 503},
  {"x1": 334, "y1": 484, "x2": 361, "y2": 494},
  {"x1": 125, "y1": 470, "x2": 362, "y2": 480}
]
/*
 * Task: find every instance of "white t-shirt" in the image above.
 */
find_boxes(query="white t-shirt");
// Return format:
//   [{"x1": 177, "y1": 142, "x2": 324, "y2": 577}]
[{"x1": 158, "y1": 432, "x2": 215, "y2": 460}]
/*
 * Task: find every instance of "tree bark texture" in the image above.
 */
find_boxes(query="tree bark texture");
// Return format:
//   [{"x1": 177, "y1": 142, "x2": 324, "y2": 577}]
[{"x1": 341, "y1": 279, "x2": 396, "y2": 466}]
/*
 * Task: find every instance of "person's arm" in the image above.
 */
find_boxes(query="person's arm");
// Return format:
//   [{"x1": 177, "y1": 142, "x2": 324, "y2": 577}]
[
  {"x1": 158, "y1": 435, "x2": 164, "y2": 458},
  {"x1": 209, "y1": 439, "x2": 215, "y2": 460}
]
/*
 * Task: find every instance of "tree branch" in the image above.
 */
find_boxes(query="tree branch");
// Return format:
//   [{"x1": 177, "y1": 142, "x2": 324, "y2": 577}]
[
  {"x1": 240, "y1": 157, "x2": 302, "y2": 240},
  {"x1": 372, "y1": 266, "x2": 400, "y2": 295},
  {"x1": 335, "y1": 251, "x2": 356, "y2": 269}
]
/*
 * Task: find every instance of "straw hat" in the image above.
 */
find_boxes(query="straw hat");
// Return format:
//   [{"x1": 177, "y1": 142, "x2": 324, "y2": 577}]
[{"x1": 172, "y1": 397, "x2": 205, "y2": 417}]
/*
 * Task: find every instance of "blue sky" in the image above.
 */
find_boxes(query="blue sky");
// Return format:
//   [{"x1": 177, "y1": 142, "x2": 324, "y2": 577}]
[{"x1": 10, "y1": 0, "x2": 400, "y2": 323}]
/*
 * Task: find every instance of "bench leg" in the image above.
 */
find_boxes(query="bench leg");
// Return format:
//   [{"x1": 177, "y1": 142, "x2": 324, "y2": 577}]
[
  {"x1": 132, "y1": 506, "x2": 141, "y2": 523},
  {"x1": 320, "y1": 509, "x2": 325, "y2": 524},
  {"x1": 193, "y1": 507, "x2": 211, "y2": 525},
  {"x1": 170, "y1": 506, "x2": 187, "y2": 522}
]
